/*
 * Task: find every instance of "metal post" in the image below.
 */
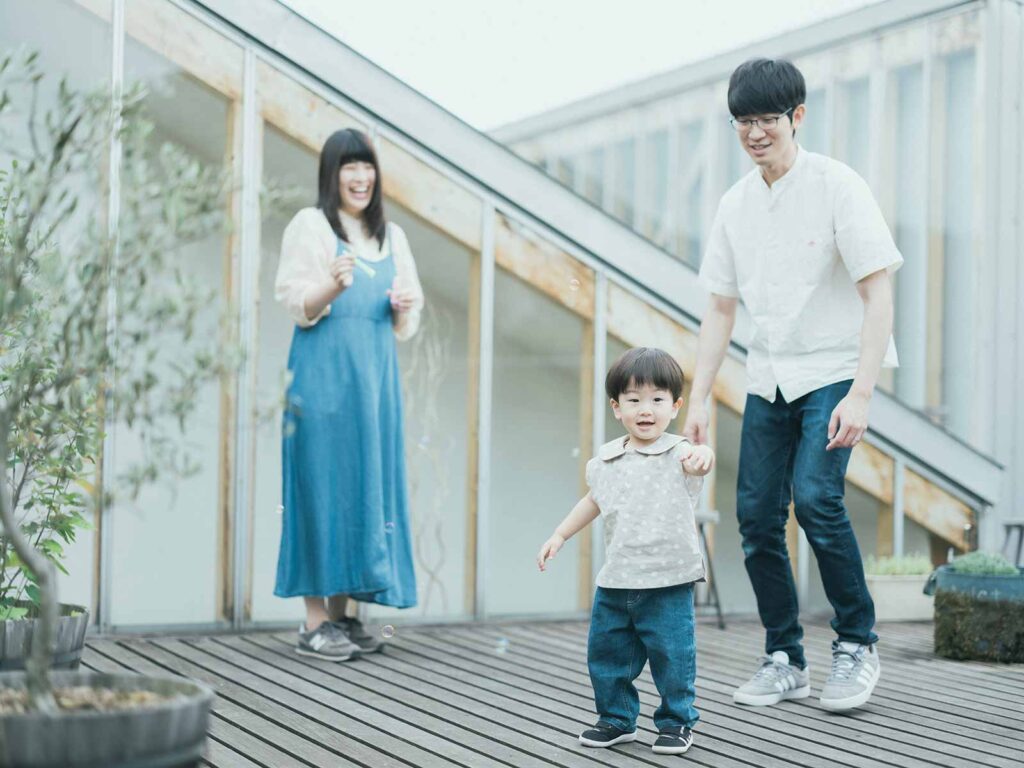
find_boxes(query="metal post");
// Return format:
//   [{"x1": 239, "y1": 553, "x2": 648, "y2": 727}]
[
  {"x1": 231, "y1": 47, "x2": 260, "y2": 628},
  {"x1": 473, "y1": 202, "x2": 496, "y2": 619},
  {"x1": 97, "y1": 0, "x2": 126, "y2": 633},
  {"x1": 590, "y1": 272, "x2": 608, "y2": 584}
]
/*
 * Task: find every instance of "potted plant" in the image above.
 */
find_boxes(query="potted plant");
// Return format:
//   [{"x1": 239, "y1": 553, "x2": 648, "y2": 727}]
[
  {"x1": 0, "y1": 51, "x2": 231, "y2": 765},
  {"x1": 924, "y1": 551, "x2": 1024, "y2": 662},
  {"x1": 863, "y1": 553, "x2": 934, "y2": 621}
]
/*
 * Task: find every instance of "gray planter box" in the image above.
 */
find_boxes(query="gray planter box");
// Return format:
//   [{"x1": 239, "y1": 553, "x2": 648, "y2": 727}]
[
  {"x1": 0, "y1": 671, "x2": 213, "y2": 768},
  {"x1": 0, "y1": 603, "x2": 89, "y2": 671}
]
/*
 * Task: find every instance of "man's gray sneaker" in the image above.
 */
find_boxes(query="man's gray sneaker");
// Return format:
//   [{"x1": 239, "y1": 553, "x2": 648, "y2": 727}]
[
  {"x1": 820, "y1": 641, "x2": 880, "y2": 712},
  {"x1": 733, "y1": 651, "x2": 811, "y2": 706},
  {"x1": 296, "y1": 621, "x2": 361, "y2": 662},
  {"x1": 333, "y1": 617, "x2": 384, "y2": 653}
]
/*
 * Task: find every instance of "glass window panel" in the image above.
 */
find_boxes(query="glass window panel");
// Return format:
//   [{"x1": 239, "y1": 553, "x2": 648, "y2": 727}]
[
  {"x1": 107, "y1": 15, "x2": 239, "y2": 626},
  {"x1": 890, "y1": 65, "x2": 928, "y2": 412},
  {"x1": 679, "y1": 122, "x2": 705, "y2": 267},
  {"x1": 800, "y1": 89, "x2": 827, "y2": 154},
  {"x1": 940, "y1": 51, "x2": 975, "y2": 439},
  {"x1": 250, "y1": 125, "x2": 318, "y2": 624},
  {"x1": 641, "y1": 130, "x2": 670, "y2": 247},
  {"x1": 488, "y1": 270, "x2": 587, "y2": 615},
  {"x1": 0, "y1": 0, "x2": 113, "y2": 613},
  {"x1": 555, "y1": 156, "x2": 576, "y2": 190},
  {"x1": 611, "y1": 138, "x2": 636, "y2": 225},
  {"x1": 838, "y1": 78, "x2": 871, "y2": 179},
  {"x1": 583, "y1": 146, "x2": 605, "y2": 206}
]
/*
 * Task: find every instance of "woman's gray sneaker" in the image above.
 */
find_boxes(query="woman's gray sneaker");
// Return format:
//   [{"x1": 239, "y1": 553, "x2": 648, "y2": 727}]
[
  {"x1": 333, "y1": 617, "x2": 384, "y2": 653},
  {"x1": 296, "y1": 621, "x2": 361, "y2": 661},
  {"x1": 733, "y1": 651, "x2": 811, "y2": 706},
  {"x1": 820, "y1": 641, "x2": 880, "y2": 712}
]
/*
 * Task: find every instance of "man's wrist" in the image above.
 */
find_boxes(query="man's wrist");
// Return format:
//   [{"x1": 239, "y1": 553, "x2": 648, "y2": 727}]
[{"x1": 849, "y1": 382, "x2": 874, "y2": 399}]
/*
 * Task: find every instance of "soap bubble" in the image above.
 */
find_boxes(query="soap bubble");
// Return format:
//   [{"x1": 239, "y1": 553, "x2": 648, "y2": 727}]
[
  {"x1": 384, "y1": 521, "x2": 395, "y2": 534},
  {"x1": 495, "y1": 637, "x2": 510, "y2": 655},
  {"x1": 569, "y1": 278, "x2": 581, "y2": 291},
  {"x1": 381, "y1": 625, "x2": 395, "y2": 639}
]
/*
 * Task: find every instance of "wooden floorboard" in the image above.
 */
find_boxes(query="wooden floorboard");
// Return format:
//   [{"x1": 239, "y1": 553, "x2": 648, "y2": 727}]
[{"x1": 85, "y1": 618, "x2": 1024, "y2": 767}]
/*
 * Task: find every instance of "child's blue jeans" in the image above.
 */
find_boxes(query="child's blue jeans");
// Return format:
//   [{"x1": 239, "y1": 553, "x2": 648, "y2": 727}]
[{"x1": 587, "y1": 582, "x2": 699, "y2": 731}]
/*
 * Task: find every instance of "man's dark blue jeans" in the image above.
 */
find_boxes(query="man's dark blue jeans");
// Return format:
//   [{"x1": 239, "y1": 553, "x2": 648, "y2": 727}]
[
  {"x1": 587, "y1": 582, "x2": 699, "y2": 731},
  {"x1": 737, "y1": 380, "x2": 878, "y2": 669}
]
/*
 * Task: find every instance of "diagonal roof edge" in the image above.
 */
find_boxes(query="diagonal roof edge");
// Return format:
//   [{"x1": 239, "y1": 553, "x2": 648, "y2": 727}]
[
  {"x1": 193, "y1": 0, "x2": 1002, "y2": 504},
  {"x1": 491, "y1": 0, "x2": 976, "y2": 143}
]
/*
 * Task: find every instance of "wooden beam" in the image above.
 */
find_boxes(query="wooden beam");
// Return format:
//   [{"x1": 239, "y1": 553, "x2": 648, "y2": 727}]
[
  {"x1": 256, "y1": 60, "x2": 367, "y2": 148},
  {"x1": 378, "y1": 140, "x2": 482, "y2": 252},
  {"x1": 904, "y1": 469, "x2": 973, "y2": 551},
  {"x1": 494, "y1": 214, "x2": 594, "y2": 319},
  {"x1": 123, "y1": 0, "x2": 244, "y2": 100},
  {"x1": 256, "y1": 62, "x2": 482, "y2": 254}
]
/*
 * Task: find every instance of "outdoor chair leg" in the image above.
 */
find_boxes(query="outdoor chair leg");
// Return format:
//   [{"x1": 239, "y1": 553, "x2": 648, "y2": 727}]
[{"x1": 699, "y1": 523, "x2": 726, "y2": 630}]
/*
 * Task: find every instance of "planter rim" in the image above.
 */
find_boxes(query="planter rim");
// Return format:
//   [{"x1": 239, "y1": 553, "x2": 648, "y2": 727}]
[
  {"x1": 2, "y1": 602, "x2": 89, "y2": 622},
  {"x1": 936, "y1": 564, "x2": 1024, "y2": 579},
  {"x1": 0, "y1": 670, "x2": 214, "y2": 722},
  {"x1": 865, "y1": 573, "x2": 931, "y2": 579}
]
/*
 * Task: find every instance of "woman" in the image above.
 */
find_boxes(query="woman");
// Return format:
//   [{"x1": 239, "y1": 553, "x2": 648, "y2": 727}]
[{"x1": 274, "y1": 128, "x2": 423, "y2": 660}]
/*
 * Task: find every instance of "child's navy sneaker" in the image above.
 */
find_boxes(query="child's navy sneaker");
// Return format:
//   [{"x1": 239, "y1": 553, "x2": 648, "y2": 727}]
[
  {"x1": 652, "y1": 726, "x2": 693, "y2": 755},
  {"x1": 578, "y1": 721, "x2": 637, "y2": 748}
]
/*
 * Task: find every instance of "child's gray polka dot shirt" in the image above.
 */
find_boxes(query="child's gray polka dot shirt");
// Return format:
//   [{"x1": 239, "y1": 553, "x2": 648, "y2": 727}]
[{"x1": 586, "y1": 432, "x2": 706, "y2": 589}]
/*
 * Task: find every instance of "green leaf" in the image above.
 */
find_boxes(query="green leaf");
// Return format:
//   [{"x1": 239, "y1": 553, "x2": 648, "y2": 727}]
[
  {"x1": 0, "y1": 606, "x2": 29, "y2": 621},
  {"x1": 25, "y1": 584, "x2": 40, "y2": 605}
]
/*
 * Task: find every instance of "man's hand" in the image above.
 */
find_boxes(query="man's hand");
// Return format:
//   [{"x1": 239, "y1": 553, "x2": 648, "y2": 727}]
[
  {"x1": 536, "y1": 534, "x2": 565, "y2": 571},
  {"x1": 827, "y1": 390, "x2": 870, "y2": 451},
  {"x1": 681, "y1": 403, "x2": 710, "y2": 445},
  {"x1": 681, "y1": 443, "x2": 715, "y2": 476}
]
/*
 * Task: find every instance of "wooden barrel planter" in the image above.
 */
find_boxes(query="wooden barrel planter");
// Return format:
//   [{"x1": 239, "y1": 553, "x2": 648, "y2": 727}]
[
  {"x1": 0, "y1": 602, "x2": 89, "y2": 671},
  {"x1": 0, "y1": 671, "x2": 213, "y2": 768}
]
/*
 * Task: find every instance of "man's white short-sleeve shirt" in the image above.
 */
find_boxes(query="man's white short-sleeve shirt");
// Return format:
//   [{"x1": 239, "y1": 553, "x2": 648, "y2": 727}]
[{"x1": 698, "y1": 147, "x2": 903, "y2": 403}]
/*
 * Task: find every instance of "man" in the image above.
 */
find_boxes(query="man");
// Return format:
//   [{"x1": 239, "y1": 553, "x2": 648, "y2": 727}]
[{"x1": 682, "y1": 58, "x2": 902, "y2": 712}]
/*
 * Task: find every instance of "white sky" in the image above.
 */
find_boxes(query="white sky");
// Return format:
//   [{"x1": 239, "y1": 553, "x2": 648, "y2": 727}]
[{"x1": 281, "y1": 0, "x2": 883, "y2": 130}]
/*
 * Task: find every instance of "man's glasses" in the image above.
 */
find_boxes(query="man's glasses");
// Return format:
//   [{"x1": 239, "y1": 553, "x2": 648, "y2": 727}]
[{"x1": 729, "y1": 107, "x2": 796, "y2": 132}]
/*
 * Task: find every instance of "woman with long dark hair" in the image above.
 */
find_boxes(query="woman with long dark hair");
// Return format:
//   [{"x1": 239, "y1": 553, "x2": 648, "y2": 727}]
[{"x1": 273, "y1": 128, "x2": 422, "y2": 660}]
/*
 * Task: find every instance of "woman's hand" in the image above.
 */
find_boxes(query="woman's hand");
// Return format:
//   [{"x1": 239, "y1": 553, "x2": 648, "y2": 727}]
[
  {"x1": 681, "y1": 443, "x2": 715, "y2": 476},
  {"x1": 536, "y1": 533, "x2": 565, "y2": 571},
  {"x1": 329, "y1": 254, "x2": 356, "y2": 291},
  {"x1": 387, "y1": 276, "x2": 417, "y2": 313}
]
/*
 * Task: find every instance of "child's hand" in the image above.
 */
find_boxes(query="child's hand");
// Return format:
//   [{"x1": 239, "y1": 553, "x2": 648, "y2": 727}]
[
  {"x1": 681, "y1": 443, "x2": 715, "y2": 476},
  {"x1": 537, "y1": 534, "x2": 565, "y2": 571}
]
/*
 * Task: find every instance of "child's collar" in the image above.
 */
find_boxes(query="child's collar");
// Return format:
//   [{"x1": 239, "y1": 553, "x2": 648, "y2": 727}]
[{"x1": 598, "y1": 432, "x2": 686, "y2": 461}]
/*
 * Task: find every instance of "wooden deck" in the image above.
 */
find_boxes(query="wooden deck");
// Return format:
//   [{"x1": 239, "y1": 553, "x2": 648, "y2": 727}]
[{"x1": 82, "y1": 618, "x2": 1024, "y2": 767}]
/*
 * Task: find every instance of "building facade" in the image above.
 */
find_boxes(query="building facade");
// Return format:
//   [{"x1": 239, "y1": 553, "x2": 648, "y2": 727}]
[{"x1": 1, "y1": 0, "x2": 1008, "y2": 631}]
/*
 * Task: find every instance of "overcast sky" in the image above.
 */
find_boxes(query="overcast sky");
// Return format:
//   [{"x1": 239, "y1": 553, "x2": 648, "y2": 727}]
[{"x1": 281, "y1": 0, "x2": 883, "y2": 130}]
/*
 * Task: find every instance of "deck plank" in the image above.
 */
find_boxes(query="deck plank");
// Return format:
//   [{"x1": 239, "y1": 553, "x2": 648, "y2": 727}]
[{"x1": 82, "y1": 618, "x2": 1023, "y2": 767}]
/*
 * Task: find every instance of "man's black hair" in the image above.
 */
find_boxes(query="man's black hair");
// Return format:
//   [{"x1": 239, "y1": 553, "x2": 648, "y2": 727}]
[{"x1": 728, "y1": 58, "x2": 806, "y2": 117}]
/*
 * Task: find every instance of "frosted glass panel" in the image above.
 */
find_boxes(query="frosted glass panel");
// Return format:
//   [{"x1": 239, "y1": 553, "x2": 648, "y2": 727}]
[
  {"x1": 108, "y1": 26, "x2": 239, "y2": 626},
  {"x1": 488, "y1": 271, "x2": 587, "y2": 615}
]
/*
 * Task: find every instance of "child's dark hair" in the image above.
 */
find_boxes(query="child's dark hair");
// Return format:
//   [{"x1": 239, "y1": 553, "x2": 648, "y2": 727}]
[{"x1": 605, "y1": 347, "x2": 685, "y2": 402}]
